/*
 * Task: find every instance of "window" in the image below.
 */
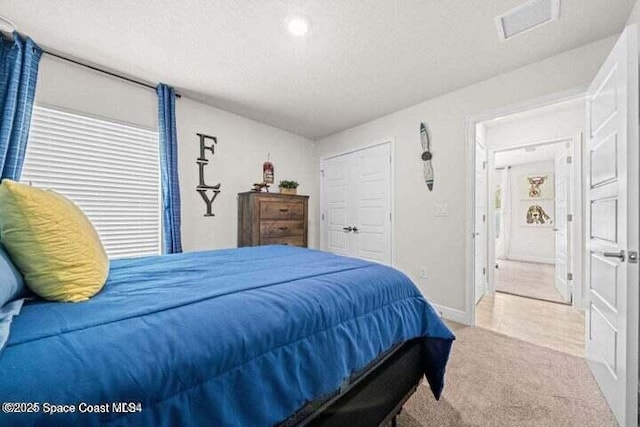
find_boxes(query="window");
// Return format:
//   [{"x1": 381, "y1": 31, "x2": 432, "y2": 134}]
[{"x1": 21, "y1": 105, "x2": 161, "y2": 259}]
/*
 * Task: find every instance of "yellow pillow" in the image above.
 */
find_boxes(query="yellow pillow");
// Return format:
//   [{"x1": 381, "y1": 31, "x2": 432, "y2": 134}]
[{"x1": 0, "y1": 180, "x2": 109, "y2": 302}]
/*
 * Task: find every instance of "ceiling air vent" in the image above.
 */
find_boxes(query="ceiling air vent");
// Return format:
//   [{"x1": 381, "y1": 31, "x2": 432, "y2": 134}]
[{"x1": 496, "y1": 0, "x2": 560, "y2": 41}]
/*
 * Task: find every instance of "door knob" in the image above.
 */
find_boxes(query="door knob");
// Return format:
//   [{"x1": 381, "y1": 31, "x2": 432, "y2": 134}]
[
  {"x1": 343, "y1": 226, "x2": 353, "y2": 232},
  {"x1": 352, "y1": 226, "x2": 359, "y2": 232},
  {"x1": 603, "y1": 250, "x2": 625, "y2": 262}
]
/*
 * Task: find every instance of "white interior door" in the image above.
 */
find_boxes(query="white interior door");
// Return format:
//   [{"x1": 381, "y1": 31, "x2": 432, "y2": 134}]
[
  {"x1": 323, "y1": 155, "x2": 351, "y2": 257},
  {"x1": 352, "y1": 144, "x2": 392, "y2": 264},
  {"x1": 322, "y1": 143, "x2": 392, "y2": 264},
  {"x1": 585, "y1": 25, "x2": 639, "y2": 427},
  {"x1": 554, "y1": 147, "x2": 572, "y2": 303},
  {"x1": 474, "y1": 141, "x2": 487, "y2": 304}
]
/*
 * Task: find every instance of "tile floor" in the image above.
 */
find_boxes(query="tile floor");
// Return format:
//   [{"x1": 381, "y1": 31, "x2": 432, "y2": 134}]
[
  {"x1": 476, "y1": 292, "x2": 585, "y2": 357},
  {"x1": 494, "y1": 259, "x2": 566, "y2": 304}
]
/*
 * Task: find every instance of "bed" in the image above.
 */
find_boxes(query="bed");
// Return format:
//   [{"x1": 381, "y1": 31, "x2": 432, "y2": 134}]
[{"x1": 0, "y1": 246, "x2": 454, "y2": 426}]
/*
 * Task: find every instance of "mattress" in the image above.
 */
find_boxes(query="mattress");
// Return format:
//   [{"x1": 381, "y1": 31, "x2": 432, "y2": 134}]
[{"x1": 0, "y1": 246, "x2": 454, "y2": 426}]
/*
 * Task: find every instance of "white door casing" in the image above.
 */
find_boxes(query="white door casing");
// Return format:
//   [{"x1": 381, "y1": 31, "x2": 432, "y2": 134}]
[
  {"x1": 321, "y1": 142, "x2": 392, "y2": 265},
  {"x1": 554, "y1": 146, "x2": 572, "y2": 303},
  {"x1": 585, "y1": 25, "x2": 639, "y2": 427},
  {"x1": 475, "y1": 141, "x2": 487, "y2": 304}
]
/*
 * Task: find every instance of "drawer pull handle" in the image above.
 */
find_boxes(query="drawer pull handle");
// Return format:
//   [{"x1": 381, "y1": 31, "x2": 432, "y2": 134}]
[
  {"x1": 279, "y1": 208, "x2": 289, "y2": 212},
  {"x1": 278, "y1": 227, "x2": 289, "y2": 231}
]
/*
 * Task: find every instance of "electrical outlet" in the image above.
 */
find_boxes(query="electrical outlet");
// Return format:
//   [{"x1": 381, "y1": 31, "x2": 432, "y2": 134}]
[{"x1": 419, "y1": 267, "x2": 428, "y2": 279}]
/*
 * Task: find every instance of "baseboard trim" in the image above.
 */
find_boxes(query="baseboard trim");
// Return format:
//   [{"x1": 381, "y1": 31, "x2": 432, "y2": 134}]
[
  {"x1": 431, "y1": 304, "x2": 471, "y2": 325},
  {"x1": 503, "y1": 255, "x2": 554, "y2": 265}
]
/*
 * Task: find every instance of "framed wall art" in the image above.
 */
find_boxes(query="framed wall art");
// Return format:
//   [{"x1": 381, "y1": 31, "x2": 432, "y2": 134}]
[
  {"x1": 519, "y1": 199, "x2": 554, "y2": 227},
  {"x1": 519, "y1": 172, "x2": 554, "y2": 200}
]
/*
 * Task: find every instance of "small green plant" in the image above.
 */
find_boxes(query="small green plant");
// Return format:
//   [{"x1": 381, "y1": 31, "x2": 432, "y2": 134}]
[{"x1": 279, "y1": 180, "x2": 299, "y2": 189}]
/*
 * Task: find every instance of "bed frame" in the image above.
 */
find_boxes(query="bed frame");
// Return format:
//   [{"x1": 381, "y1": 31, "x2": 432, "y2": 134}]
[{"x1": 278, "y1": 338, "x2": 425, "y2": 427}]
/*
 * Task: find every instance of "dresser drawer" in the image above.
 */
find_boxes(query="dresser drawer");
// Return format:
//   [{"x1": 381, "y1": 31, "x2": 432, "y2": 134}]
[
  {"x1": 261, "y1": 235, "x2": 305, "y2": 247},
  {"x1": 260, "y1": 220, "x2": 305, "y2": 238},
  {"x1": 259, "y1": 201, "x2": 305, "y2": 220},
  {"x1": 238, "y1": 192, "x2": 309, "y2": 248}
]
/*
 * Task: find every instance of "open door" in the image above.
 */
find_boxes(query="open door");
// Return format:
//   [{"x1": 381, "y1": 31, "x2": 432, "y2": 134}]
[
  {"x1": 554, "y1": 146, "x2": 572, "y2": 303},
  {"x1": 585, "y1": 25, "x2": 639, "y2": 427},
  {"x1": 474, "y1": 141, "x2": 487, "y2": 304}
]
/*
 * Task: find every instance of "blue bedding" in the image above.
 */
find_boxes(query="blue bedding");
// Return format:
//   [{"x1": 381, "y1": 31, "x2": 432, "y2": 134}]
[{"x1": 0, "y1": 246, "x2": 454, "y2": 426}]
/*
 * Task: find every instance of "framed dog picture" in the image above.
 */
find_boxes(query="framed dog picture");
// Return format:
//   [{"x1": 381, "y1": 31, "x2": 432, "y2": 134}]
[
  {"x1": 519, "y1": 172, "x2": 554, "y2": 200},
  {"x1": 519, "y1": 199, "x2": 554, "y2": 227}
]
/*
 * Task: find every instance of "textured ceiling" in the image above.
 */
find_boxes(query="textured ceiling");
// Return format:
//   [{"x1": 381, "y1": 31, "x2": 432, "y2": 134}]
[{"x1": 0, "y1": 0, "x2": 634, "y2": 139}]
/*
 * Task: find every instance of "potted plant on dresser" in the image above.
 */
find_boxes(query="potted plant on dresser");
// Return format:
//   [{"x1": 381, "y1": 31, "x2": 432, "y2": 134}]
[{"x1": 279, "y1": 180, "x2": 299, "y2": 195}]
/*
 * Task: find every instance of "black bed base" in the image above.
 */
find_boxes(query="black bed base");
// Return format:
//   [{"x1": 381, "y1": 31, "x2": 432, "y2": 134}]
[{"x1": 279, "y1": 338, "x2": 425, "y2": 427}]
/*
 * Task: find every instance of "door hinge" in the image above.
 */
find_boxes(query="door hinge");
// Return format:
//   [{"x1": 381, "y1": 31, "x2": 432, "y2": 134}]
[
  {"x1": 389, "y1": 212, "x2": 392, "y2": 222},
  {"x1": 320, "y1": 170, "x2": 325, "y2": 177},
  {"x1": 482, "y1": 161, "x2": 487, "y2": 170},
  {"x1": 482, "y1": 267, "x2": 486, "y2": 275},
  {"x1": 566, "y1": 156, "x2": 572, "y2": 164},
  {"x1": 567, "y1": 214, "x2": 573, "y2": 222},
  {"x1": 321, "y1": 213, "x2": 325, "y2": 221},
  {"x1": 482, "y1": 214, "x2": 486, "y2": 222},
  {"x1": 567, "y1": 272, "x2": 573, "y2": 281}
]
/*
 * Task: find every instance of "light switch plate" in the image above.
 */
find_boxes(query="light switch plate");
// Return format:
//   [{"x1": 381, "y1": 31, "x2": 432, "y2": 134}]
[{"x1": 435, "y1": 203, "x2": 449, "y2": 217}]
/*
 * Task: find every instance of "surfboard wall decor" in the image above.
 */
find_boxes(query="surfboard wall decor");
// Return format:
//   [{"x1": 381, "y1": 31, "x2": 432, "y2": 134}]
[{"x1": 420, "y1": 122, "x2": 434, "y2": 191}]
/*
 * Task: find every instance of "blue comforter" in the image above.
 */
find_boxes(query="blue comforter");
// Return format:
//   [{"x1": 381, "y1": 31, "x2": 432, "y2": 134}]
[{"x1": 0, "y1": 246, "x2": 454, "y2": 426}]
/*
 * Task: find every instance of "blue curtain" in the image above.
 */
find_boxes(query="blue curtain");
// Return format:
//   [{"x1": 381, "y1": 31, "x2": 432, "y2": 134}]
[
  {"x1": 156, "y1": 83, "x2": 183, "y2": 254},
  {"x1": 0, "y1": 32, "x2": 42, "y2": 181}
]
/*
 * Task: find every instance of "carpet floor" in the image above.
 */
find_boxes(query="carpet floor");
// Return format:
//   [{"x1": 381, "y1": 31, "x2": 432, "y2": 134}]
[
  {"x1": 396, "y1": 324, "x2": 616, "y2": 427},
  {"x1": 495, "y1": 260, "x2": 566, "y2": 304}
]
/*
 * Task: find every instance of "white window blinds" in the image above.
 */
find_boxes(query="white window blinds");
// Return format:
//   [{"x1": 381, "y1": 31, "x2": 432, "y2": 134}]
[{"x1": 21, "y1": 105, "x2": 161, "y2": 259}]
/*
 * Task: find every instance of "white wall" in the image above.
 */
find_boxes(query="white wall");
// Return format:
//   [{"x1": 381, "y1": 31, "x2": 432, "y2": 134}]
[
  {"x1": 484, "y1": 100, "x2": 585, "y2": 150},
  {"x1": 316, "y1": 36, "x2": 616, "y2": 315},
  {"x1": 501, "y1": 160, "x2": 556, "y2": 264},
  {"x1": 628, "y1": 0, "x2": 640, "y2": 26},
  {"x1": 34, "y1": 55, "x2": 320, "y2": 252},
  {"x1": 176, "y1": 98, "x2": 319, "y2": 252}
]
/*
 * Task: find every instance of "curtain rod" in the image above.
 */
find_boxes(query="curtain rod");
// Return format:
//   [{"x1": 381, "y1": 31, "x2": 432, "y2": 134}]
[
  {"x1": 0, "y1": 15, "x2": 181, "y2": 98},
  {"x1": 43, "y1": 50, "x2": 182, "y2": 98}
]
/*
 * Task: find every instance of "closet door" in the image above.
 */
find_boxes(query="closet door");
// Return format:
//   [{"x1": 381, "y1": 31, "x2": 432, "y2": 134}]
[
  {"x1": 322, "y1": 143, "x2": 392, "y2": 265},
  {"x1": 352, "y1": 143, "x2": 392, "y2": 264},
  {"x1": 323, "y1": 154, "x2": 352, "y2": 257}
]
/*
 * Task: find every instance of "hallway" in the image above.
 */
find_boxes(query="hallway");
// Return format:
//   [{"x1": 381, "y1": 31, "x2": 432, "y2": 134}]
[{"x1": 494, "y1": 259, "x2": 565, "y2": 304}]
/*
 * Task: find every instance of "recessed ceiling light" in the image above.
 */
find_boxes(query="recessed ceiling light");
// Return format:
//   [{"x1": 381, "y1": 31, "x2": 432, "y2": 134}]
[{"x1": 286, "y1": 16, "x2": 310, "y2": 36}]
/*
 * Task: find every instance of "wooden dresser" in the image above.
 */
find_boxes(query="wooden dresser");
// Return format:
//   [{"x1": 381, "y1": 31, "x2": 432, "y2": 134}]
[{"x1": 237, "y1": 192, "x2": 309, "y2": 247}]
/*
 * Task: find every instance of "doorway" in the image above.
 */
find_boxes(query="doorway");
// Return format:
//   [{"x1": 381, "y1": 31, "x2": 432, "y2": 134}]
[
  {"x1": 320, "y1": 141, "x2": 393, "y2": 265},
  {"x1": 491, "y1": 138, "x2": 575, "y2": 305},
  {"x1": 472, "y1": 98, "x2": 586, "y2": 358},
  {"x1": 466, "y1": 25, "x2": 639, "y2": 426}
]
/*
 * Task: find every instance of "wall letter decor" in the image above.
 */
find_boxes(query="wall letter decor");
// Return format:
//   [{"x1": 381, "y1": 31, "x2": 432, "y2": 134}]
[
  {"x1": 419, "y1": 122, "x2": 434, "y2": 191},
  {"x1": 196, "y1": 133, "x2": 221, "y2": 217}
]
